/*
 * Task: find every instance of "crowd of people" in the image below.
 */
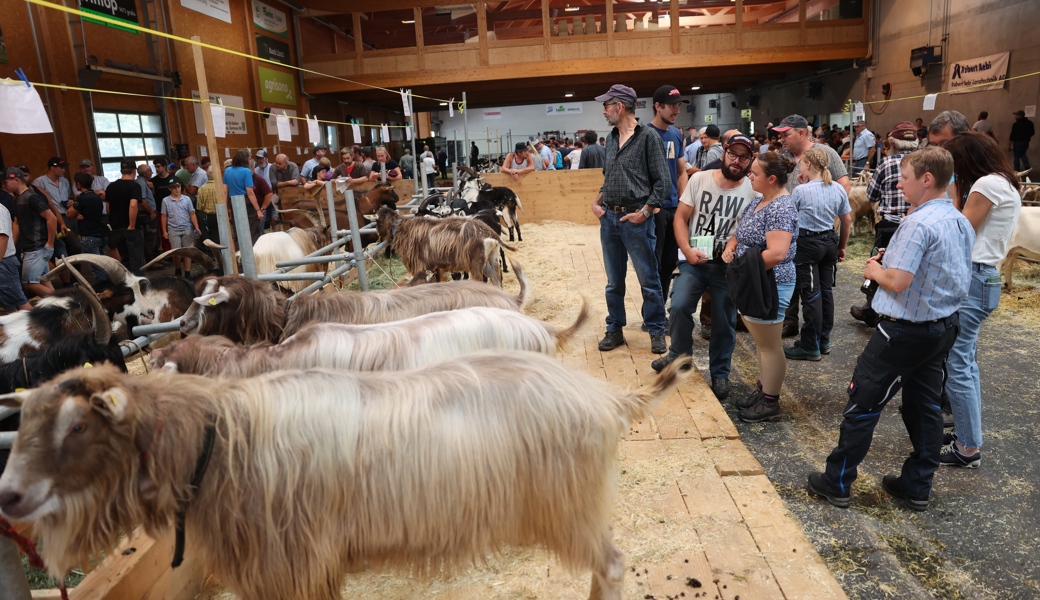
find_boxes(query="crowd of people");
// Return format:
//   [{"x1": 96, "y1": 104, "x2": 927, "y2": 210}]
[
  {"x1": 582, "y1": 81, "x2": 1029, "y2": 513},
  {"x1": 0, "y1": 141, "x2": 423, "y2": 308}
]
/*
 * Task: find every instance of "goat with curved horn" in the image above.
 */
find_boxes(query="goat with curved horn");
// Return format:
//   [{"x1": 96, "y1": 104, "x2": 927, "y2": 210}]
[
  {"x1": 63, "y1": 258, "x2": 112, "y2": 345},
  {"x1": 276, "y1": 208, "x2": 324, "y2": 229},
  {"x1": 141, "y1": 247, "x2": 215, "y2": 273},
  {"x1": 41, "y1": 254, "x2": 132, "y2": 287}
]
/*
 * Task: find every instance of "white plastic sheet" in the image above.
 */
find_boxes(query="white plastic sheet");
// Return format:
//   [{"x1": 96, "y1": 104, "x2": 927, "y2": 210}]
[
  {"x1": 210, "y1": 103, "x2": 226, "y2": 138},
  {"x1": 276, "y1": 113, "x2": 292, "y2": 141},
  {"x1": 0, "y1": 81, "x2": 54, "y2": 134},
  {"x1": 307, "y1": 116, "x2": 320, "y2": 145}
]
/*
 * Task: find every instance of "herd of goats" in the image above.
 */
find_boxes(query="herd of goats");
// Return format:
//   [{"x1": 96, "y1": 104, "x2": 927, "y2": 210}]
[{"x1": 0, "y1": 166, "x2": 683, "y2": 600}]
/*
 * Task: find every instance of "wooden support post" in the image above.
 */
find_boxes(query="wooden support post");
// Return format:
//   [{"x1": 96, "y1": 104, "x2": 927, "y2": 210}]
[
  {"x1": 414, "y1": 7, "x2": 425, "y2": 70},
  {"x1": 799, "y1": 0, "x2": 807, "y2": 44},
  {"x1": 670, "y1": 0, "x2": 680, "y2": 54},
  {"x1": 541, "y1": 0, "x2": 551, "y2": 60},
  {"x1": 190, "y1": 37, "x2": 238, "y2": 275},
  {"x1": 352, "y1": 13, "x2": 364, "y2": 74},
  {"x1": 477, "y1": 1, "x2": 489, "y2": 66},
  {"x1": 606, "y1": 0, "x2": 614, "y2": 57},
  {"x1": 735, "y1": 0, "x2": 743, "y2": 49}
]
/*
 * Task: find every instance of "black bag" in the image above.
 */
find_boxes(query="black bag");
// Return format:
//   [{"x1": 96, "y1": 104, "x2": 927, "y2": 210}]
[{"x1": 726, "y1": 245, "x2": 779, "y2": 321}]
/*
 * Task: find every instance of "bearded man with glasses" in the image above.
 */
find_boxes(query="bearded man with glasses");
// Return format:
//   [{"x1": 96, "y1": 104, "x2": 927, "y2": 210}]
[{"x1": 650, "y1": 135, "x2": 758, "y2": 401}]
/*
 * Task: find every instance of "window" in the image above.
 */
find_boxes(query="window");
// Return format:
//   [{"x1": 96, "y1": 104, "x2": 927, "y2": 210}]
[{"x1": 93, "y1": 111, "x2": 167, "y2": 181}]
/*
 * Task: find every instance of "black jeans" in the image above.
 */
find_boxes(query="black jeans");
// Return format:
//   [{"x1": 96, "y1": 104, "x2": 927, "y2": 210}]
[
  {"x1": 1012, "y1": 141, "x2": 1030, "y2": 171},
  {"x1": 795, "y1": 230, "x2": 838, "y2": 350},
  {"x1": 824, "y1": 314, "x2": 959, "y2": 500},
  {"x1": 198, "y1": 212, "x2": 219, "y2": 247},
  {"x1": 109, "y1": 227, "x2": 145, "y2": 274},
  {"x1": 654, "y1": 207, "x2": 679, "y2": 303}
]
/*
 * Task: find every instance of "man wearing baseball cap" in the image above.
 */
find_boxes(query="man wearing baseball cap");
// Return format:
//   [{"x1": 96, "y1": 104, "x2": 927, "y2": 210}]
[
  {"x1": 32, "y1": 157, "x2": 81, "y2": 258},
  {"x1": 851, "y1": 120, "x2": 922, "y2": 328},
  {"x1": 5, "y1": 167, "x2": 57, "y2": 299},
  {"x1": 652, "y1": 134, "x2": 757, "y2": 400},
  {"x1": 591, "y1": 84, "x2": 671, "y2": 355},
  {"x1": 646, "y1": 84, "x2": 689, "y2": 316},
  {"x1": 301, "y1": 143, "x2": 328, "y2": 182},
  {"x1": 1009, "y1": 109, "x2": 1034, "y2": 172}
]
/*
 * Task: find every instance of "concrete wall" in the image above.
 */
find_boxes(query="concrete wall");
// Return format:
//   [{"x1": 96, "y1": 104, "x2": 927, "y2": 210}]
[{"x1": 736, "y1": 0, "x2": 1040, "y2": 165}]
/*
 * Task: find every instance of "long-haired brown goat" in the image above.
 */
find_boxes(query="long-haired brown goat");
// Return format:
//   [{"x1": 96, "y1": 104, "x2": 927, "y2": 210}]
[
  {"x1": 376, "y1": 206, "x2": 516, "y2": 286},
  {"x1": 282, "y1": 261, "x2": 530, "y2": 337},
  {"x1": 153, "y1": 301, "x2": 588, "y2": 376},
  {"x1": 179, "y1": 276, "x2": 286, "y2": 344},
  {"x1": 0, "y1": 353, "x2": 692, "y2": 600}
]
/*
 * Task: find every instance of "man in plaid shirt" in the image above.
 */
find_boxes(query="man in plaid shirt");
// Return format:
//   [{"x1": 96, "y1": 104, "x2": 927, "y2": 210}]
[
  {"x1": 590, "y1": 84, "x2": 672, "y2": 355},
  {"x1": 852, "y1": 121, "x2": 920, "y2": 327}
]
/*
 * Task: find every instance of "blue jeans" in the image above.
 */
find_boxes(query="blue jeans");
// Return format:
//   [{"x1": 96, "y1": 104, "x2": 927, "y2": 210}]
[
  {"x1": 599, "y1": 212, "x2": 666, "y2": 335},
  {"x1": 945, "y1": 264, "x2": 1000, "y2": 448},
  {"x1": 80, "y1": 235, "x2": 109, "y2": 282},
  {"x1": 852, "y1": 156, "x2": 869, "y2": 176},
  {"x1": 742, "y1": 282, "x2": 796, "y2": 325},
  {"x1": 668, "y1": 261, "x2": 735, "y2": 380},
  {"x1": 1012, "y1": 141, "x2": 1030, "y2": 171}
]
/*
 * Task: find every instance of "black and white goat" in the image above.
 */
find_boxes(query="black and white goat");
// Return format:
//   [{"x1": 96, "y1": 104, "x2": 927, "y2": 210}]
[
  {"x1": 0, "y1": 272, "x2": 125, "y2": 393},
  {"x1": 457, "y1": 166, "x2": 523, "y2": 242}
]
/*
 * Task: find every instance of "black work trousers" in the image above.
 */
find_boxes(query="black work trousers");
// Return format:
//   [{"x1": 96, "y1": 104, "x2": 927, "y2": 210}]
[
  {"x1": 795, "y1": 230, "x2": 838, "y2": 350},
  {"x1": 654, "y1": 207, "x2": 679, "y2": 303},
  {"x1": 823, "y1": 313, "x2": 959, "y2": 501}
]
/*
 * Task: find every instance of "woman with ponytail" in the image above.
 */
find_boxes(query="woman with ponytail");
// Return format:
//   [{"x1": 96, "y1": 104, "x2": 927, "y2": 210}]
[
  {"x1": 785, "y1": 147, "x2": 852, "y2": 361},
  {"x1": 722, "y1": 151, "x2": 799, "y2": 423}
]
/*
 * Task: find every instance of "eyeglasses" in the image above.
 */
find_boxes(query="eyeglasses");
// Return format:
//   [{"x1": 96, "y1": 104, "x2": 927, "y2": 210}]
[
  {"x1": 602, "y1": 101, "x2": 618, "y2": 109},
  {"x1": 725, "y1": 150, "x2": 752, "y2": 164}
]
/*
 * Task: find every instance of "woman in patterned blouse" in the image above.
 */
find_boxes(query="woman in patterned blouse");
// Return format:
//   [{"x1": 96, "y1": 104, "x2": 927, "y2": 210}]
[{"x1": 722, "y1": 151, "x2": 799, "y2": 423}]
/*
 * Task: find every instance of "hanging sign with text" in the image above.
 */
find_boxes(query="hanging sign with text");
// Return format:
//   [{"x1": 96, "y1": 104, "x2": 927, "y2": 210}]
[
  {"x1": 191, "y1": 91, "x2": 246, "y2": 135},
  {"x1": 252, "y1": 0, "x2": 288, "y2": 37},
  {"x1": 258, "y1": 66, "x2": 296, "y2": 104},
  {"x1": 256, "y1": 35, "x2": 291, "y2": 65},
  {"x1": 180, "y1": 0, "x2": 231, "y2": 24},
  {"x1": 947, "y1": 52, "x2": 1009, "y2": 94},
  {"x1": 80, "y1": 0, "x2": 139, "y2": 33}
]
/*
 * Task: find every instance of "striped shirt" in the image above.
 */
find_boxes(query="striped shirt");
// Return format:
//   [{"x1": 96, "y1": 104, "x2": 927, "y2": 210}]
[
  {"x1": 872, "y1": 198, "x2": 974, "y2": 322},
  {"x1": 866, "y1": 154, "x2": 910, "y2": 223},
  {"x1": 600, "y1": 124, "x2": 671, "y2": 209},
  {"x1": 792, "y1": 179, "x2": 851, "y2": 232}
]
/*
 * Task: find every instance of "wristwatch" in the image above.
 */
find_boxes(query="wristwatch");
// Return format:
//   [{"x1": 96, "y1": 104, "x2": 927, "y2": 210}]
[{"x1": 640, "y1": 207, "x2": 651, "y2": 219}]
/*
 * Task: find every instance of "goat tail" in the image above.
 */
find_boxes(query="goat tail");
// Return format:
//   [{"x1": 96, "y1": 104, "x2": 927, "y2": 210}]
[
  {"x1": 513, "y1": 192, "x2": 523, "y2": 211},
  {"x1": 553, "y1": 296, "x2": 591, "y2": 351},
  {"x1": 510, "y1": 259, "x2": 531, "y2": 308},
  {"x1": 498, "y1": 238, "x2": 518, "y2": 252},
  {"x1": 615, "y1": 356, "x2": 693, "y2": 424}
]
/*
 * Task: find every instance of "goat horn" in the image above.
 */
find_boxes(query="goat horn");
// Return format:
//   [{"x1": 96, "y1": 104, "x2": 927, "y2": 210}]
[
  {"x1": 141, "y1": 247, "x2": 215, "y2": 273},
  {"x1": 277, "y1": 208, "x2": 323, "y2": 229},
  {"x1": 457, "y1": 166, "x2": 478, "y2": 179},
  {"x1": 63, "y1": 258, "x2": 112, "y2": 345},
  {"x1": 43, "y1": 254, "x2": 131, "y2": 286}
]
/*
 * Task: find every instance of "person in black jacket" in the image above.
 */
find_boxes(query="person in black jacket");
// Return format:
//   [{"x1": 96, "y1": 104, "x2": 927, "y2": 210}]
[{"x1": 1009, "y1": 109, "x2": 1034, "y2": 172}]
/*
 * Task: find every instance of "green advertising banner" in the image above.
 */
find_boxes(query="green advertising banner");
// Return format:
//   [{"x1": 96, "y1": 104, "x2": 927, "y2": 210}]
[
  {"x1": 80, "y1": 0, "x2": 140, "y2": 34},
  {"x1": 252, "y1": 0, "x2": 288, "y2": 38},
  {"x1": 258, "y1": 66, "x2": 296, "y2": 105},
  {"x1": 256, "y1": 34, "x2": 291, "y2": 66}
]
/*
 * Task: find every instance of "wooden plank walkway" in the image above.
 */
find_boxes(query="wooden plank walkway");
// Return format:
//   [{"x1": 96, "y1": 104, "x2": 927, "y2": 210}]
[{"x1": 549, "y1": 227, "x2": 848, "y2": 600}]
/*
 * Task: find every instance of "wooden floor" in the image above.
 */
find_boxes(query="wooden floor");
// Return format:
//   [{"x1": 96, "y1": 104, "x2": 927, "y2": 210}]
[{"x1": 549, "y1": 226, "x2": 848, "y2": 600}]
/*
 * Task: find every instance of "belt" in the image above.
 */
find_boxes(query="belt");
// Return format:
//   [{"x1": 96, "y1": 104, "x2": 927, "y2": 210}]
[
  {"x1": 798, "y1": 229, "x2": 834, "y2": 237},
  {"x1": 605, "y1": 204, "x2": 641, "y2": 214},
  {"x1": 878, "y1": 314, "x2": 956, "y2": 326}
]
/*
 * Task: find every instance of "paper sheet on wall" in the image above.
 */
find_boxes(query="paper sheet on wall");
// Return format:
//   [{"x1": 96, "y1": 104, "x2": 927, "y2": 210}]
[
  {"x1": 405, "y1": 125, "x2": 412, "y2": 140},
  {"x1": 922, "y1": 94, "x2": 938, "y2": 111},
  {"x1": 1026, "y1": 105, "x2": 1037, "y2": 118},
  {"x1": 307, "y1": 116, "x2": 320, "y2": 145},
  {"x1": 276, "y1": 113, "x2": 292, "y2": 141},
  {"x1": 381, "y1": 124, "x2": 390, "y2": 143},
  {"x1": 0, "y1": 82, "x2": 54, "y2": 134},
  {"x1": 210, "y1": 104, "x2": 226, "y2": 138},
  {"x1": 448, "y1": 98, "x2": 454, "y2": 117},
  {"x1": 853, "y1": 102, "x2": 865, "y2": 121},
  {"x1": 351, "y1": 123, "x2": 361, "y2": 143},
  {"x1": 400, "y1": 89, "x2": 411, "y2": 117},
  {"x1": 224, "y1": 148, "x2": 231, "y2": 158}
]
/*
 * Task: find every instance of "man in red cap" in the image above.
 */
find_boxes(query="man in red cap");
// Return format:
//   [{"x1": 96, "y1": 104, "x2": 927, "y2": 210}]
[
  {"x1": 590, "y1": 84, "x2": 671, "y2": 355},
  {"x1": 851, "y1": 121, "x2": 921, "y2": 327}
]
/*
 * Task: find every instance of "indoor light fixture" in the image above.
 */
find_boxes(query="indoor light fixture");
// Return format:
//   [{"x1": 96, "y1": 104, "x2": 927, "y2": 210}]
[
  {"x1": 402, "y1": 19, "x2": 415, "y2": 24},
  {"x1": 564, "y1": 5, "x2": 579, "y2": 11},
  {"x1": 439, "y1": 102, "x2": 448, "y2": 106},
  {"x1": 565, "y1": 93, "x2": 574, "y2": 97},
  {"x1": 690, "y1": 85, "x2": 701, "y2": 90}
]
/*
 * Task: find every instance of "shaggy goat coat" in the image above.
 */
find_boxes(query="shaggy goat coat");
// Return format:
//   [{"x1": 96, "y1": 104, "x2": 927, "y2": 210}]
[
  {"x1": 253, "y1": 227, "x2": 330, "y2": 293},
  {"x1": 376, "y1": 207, "x2": 515, "y2": 287},
  {"x1": 0, "y1": 354, "x2": 692, "y2": 600},
  {"x1": 180, "y1": 276, "x2": 286, "y2": 344},
  {"x1": 153, "y1": 302, "x2": 588, "y2": 376},
  {"x1": 282, "y1": 264, "x2": 530, "y2": 337}
]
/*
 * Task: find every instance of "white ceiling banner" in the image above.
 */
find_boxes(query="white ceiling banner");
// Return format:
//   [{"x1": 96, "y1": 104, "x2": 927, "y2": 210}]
[{"x1": 180, "y1": 0, "x2": 232, "y2": 23}]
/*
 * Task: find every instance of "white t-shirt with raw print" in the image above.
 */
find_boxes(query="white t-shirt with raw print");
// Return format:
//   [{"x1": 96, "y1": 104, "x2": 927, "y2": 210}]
[
  {"x1": 678, "y1": 170, "x2": 757, "y2": 262},
  {"x1": 970, "y1": 174, "x2": 1021, "y2": 266}
]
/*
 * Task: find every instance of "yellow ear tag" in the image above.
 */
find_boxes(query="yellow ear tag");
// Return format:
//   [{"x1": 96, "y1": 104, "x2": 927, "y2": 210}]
[
  {"x1": 106, "y1": 392, "x2": 121, "y2": 411},
  {"x1": 209, "y1": 297, "x2": 217, "y2": 306},
  {"x1": 83, "y1": 362, "x2": 93, "y2": 368},
  {"x1": 15, "y1": 388, "x2": 26, "y2": 393}
]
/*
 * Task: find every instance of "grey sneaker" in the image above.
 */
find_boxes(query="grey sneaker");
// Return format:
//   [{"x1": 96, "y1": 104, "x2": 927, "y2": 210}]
[
  {"x1": 939, "y1": 443, "x2": 981, "y2": 469},
  {"x1": 650, "y1": 334, "x2": 667, "y2": 354},
  {"x1": 598, "y1": 330, "x2": 625, "y2": 352}
]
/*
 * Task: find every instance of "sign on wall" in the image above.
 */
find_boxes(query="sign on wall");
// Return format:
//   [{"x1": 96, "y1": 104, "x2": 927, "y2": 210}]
[
  {"x1": 266, "y1": 108, "x2": 299, "y2": 137},
  {"x1": 252, "y1": 0, "x2": 288, "y2": 38},
  {"x1": 545, "y1": 103, "x2": 583, "y2": 116},
  {"x1": 80, "y1": 0, "x2": 139, "y2": 33},
  {"x1": 947, "y1": 52, "x2": 1009, "y2": 94},
  {"x1": 483, "y1": 109, "x2": 503, "y2": 120},
  {"x1": 191, "y1": 91, "x2": 247, "y2": 135},
  {"x1": 181, "y1": 0, "x2": 231, "y2": 24},
  {"x1": 258, "y1": 66, "x2": 296, "y2": 104},
  {"x1": 256, "y1": 35, "x2": 291, "y2": 65}
]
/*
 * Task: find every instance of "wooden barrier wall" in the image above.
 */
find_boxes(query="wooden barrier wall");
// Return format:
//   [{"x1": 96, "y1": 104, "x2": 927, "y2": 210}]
[{"x1": 480, "y1": 170, "x2": 603, "y2": 226}]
